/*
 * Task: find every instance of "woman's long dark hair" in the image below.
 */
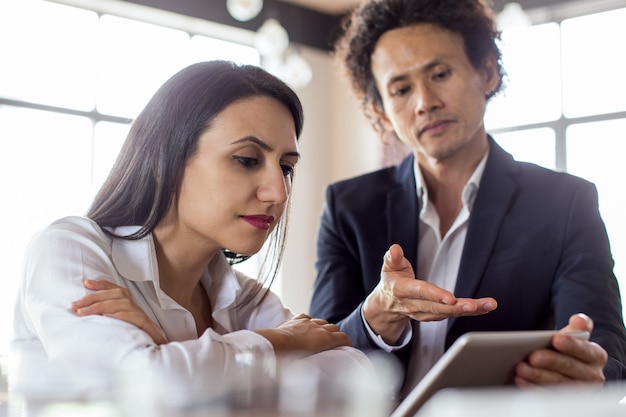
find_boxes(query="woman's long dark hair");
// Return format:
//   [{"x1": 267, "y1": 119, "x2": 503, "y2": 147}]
[{"x1": 88, "y1": 60, "x2": 304, "y2": 304}]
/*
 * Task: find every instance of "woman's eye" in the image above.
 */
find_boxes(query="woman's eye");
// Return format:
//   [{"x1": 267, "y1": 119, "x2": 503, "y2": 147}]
[
  {"x1": 281, "y1": 164, "x2": 294, "y2": 177},
  {"x1": 233, "y1": 155, "x2": 258, "y2": 167}
]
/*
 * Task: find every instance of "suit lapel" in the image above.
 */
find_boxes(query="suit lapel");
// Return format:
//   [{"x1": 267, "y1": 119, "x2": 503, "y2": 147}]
[
  {"x1": 386, "y1": 155, "x2": 419, "y2": 271},
  {"x1": 385, "y1": 155, "x2": 420, "y2": 371},
  {"x1": 449, "y1": 139, "x2": 518, "y2": 327}
]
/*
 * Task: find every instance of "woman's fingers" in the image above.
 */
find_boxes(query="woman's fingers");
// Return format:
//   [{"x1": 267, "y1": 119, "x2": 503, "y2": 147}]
[
  {"x1": 73, "y1": 298, "x2": 138, "y2": 316},
  {"x1": 72, "y1": 279, "x2": 130, "y2": 308},
  {"x1": 72, "y1": 288, "x2": 130, "y2": 309},
  {"x1": 71, "y1": 279, "x2": 168, "y2": 345},
  {"x1": 83, "y1": 279, "x2": 124, "y2": 291},
  {"x1": 72, "y1": 280, "x2": 136, "y2": 314}
]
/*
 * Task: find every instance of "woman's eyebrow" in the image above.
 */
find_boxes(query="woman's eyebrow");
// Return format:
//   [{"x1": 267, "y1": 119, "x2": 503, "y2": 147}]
[
  {"x1": 230, "y1": 136, "x2": 271, "y2": 150},
  {"x1": 231, "y1": 136, "x2": 300, "y2": 159}
]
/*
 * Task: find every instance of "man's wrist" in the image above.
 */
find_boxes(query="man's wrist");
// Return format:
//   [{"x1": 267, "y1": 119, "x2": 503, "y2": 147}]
[
  {"x1": 362, "y1": 295, "x2": 410, "y2": 344},
  {"x1": 360, "y1": 305, "x2": 412, "y2": 351}
]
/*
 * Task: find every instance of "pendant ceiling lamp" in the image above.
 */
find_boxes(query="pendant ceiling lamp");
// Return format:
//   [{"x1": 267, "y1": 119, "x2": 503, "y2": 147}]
[
  {"x1": 226, "y1": 0, "x2": 263, "y2": 22},
  {"x1": 226, "y1": 0, "x2": 312, "y2": 88}
]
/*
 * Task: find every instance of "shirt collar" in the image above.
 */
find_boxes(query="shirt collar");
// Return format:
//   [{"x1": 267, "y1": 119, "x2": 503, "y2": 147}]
[
  {"x1": 413, "y1": 149, "x2": 489, "y2": 216},
  {"x1": 110, "y1": 225, "x2": 157, "y2": 284},
  {"x1": 110, "y1": 227, "x2": 241, "y2": 305}
]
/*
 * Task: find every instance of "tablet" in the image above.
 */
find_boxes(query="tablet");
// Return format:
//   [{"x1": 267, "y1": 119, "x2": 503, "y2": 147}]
[{"x1": 390, "y1": 330, "x2": 589, "y2": 417}]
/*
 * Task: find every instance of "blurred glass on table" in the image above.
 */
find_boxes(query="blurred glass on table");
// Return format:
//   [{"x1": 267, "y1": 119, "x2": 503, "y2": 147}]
[{"x1": 5, "y1": 347, "x2": 401, "y2": 417}]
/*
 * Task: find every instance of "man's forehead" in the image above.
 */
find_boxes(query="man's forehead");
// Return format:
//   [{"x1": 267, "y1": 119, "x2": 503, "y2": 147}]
[{"x1": 371, "y1": 26, "x2": 467, "y2": 86}]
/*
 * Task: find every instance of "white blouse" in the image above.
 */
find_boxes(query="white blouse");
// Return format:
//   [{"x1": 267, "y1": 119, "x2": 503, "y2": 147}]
[{"x1": 12, "y1": 216, "x2": 371, "y2": 403}]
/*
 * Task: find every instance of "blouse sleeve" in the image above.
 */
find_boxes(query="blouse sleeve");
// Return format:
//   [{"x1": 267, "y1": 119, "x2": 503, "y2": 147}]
[{"x1": 12, "y1": 220, "x2": 279, "y2": 401}]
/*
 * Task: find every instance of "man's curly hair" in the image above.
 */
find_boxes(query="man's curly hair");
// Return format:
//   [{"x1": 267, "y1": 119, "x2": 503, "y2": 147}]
[{"x1": 334, "y1": 0, "x2": 505, "y2": 134}]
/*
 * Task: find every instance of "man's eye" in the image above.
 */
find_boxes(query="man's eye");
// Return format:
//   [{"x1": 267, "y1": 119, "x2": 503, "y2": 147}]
[
  {"x1": 433, "y1": 69, "x2": 451, "y2": 81},
  {"x1": 390, "y1": 86, "x2": 410, "y2": 97},
  {"x1": 233, "y1": 156, "x2": 258, "y2": 167},
  {"x1": 281, "y1": 164, "x2": 294, "y2": 177}
]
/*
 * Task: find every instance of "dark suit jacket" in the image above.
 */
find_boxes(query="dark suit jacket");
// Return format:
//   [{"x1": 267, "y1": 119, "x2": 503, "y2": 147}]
[{"x1": 310, "y1": 138, "x2": 626, "y2": 380}]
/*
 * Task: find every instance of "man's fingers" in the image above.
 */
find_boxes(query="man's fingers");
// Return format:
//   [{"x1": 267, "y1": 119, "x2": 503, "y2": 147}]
[
  {"x1": 519, "y1": 343, "x2": 606, "y2": 383},
  {"x1": 382, "y1": 244, "x2": 409, "y2": 272},
  {"x1": 515, "y1": 313, "x2": 607, "y2": 385},
  {"x1": 396, "y1": 278, "x2": 457, "y2": 306},
  {"x1": 408, "y1": 296, "x2": 497, "y2": 321},
  {"x1": 559, "y1": 313, "x2": 593, "y2": 334},
  {"x1": 387, "y1": 243, "x2": 404, "y2": 260},
  {"x1": 515, "y1": 359, "x2": 576, "y2": 385}
]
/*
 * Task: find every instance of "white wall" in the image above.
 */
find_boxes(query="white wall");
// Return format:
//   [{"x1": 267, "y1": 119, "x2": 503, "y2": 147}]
[{"x1": 279, "y1": 46, "x2": 381, "y2": 313}]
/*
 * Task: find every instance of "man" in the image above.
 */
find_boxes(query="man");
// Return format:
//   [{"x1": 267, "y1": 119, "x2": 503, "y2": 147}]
[{"x1": 309, "y1": 0, "x2": 626, "y2": 396}]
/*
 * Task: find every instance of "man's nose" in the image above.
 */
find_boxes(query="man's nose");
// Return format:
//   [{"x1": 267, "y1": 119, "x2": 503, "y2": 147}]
[{"x1": 415, "y1": 84, "x2": 443, "y2": 114}]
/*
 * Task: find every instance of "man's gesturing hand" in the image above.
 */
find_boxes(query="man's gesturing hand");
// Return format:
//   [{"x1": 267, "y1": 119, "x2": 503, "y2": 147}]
[{"x1": 363, "y1": 244, "x2": 497, "y2": 344}]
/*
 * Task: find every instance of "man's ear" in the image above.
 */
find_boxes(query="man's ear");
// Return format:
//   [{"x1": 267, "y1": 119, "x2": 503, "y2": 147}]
[
  {"x1": 370, "y1": 100, "x2": 393, "y2": 131},
  {"x1": 481, "y1": 55, "x2": 500, "y2": 96}
]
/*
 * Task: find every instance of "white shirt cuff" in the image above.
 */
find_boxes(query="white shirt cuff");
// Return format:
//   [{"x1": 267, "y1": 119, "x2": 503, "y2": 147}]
[{"x1": 360, "y1": 306, "x2": 412, "y2": 352}]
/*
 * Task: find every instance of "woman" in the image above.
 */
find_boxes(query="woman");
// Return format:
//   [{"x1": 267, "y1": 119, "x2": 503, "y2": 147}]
[{"x1": 11, "y1": 61, "x2": 368, "y2": 406}]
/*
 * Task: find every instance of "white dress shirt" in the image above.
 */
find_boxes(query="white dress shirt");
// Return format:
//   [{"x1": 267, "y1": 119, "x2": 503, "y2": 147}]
[
  {"x1": 12, "y1": 216, "x2": 371, "y2": 402},
  {"x1": 363, "y1": 152, "x2": 488, "y2": 395}
]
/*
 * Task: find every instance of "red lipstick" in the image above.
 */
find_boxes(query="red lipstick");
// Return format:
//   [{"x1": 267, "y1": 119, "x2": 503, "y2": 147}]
[{"x1": 241, "y1": 215, "x2": 275, "y2": 230}]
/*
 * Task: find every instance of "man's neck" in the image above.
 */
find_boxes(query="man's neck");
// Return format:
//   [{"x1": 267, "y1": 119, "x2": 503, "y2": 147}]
[
  {"x1": 417, "y1": 134, "x2": 489, "y2": 196},
  {"x1": 417, "y1": 135, "x2": 489, "y2": 236}
]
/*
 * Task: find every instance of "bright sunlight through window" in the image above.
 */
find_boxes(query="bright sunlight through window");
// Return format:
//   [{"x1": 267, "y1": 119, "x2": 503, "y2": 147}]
[{"x1": 0, "y1": 0, "x2": 260, "y2": 354}]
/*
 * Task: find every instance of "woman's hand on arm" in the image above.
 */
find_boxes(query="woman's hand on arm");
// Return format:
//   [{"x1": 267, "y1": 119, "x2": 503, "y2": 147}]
[
  {"x1": 71, "y1": 279, "x2": 168, "y2": 345},
  {"x1": 255, "y1": 313, "x2": 352, "y2": 355}
]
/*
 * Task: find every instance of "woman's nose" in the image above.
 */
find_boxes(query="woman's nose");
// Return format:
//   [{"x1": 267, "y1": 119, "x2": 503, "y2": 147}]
[{"x1": 257, "y1": 166, "x2": 289, "y2": 204}]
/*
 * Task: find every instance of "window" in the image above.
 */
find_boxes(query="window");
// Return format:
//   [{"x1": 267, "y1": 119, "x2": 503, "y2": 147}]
[
  {"x1": 567, "y1": 119, "x2": 626, "y2": 293},
  {"x1": 0, "y1": 0, "x2": 260, "y2": 353},
  {"x1": 561, "y1": 8, "x2": 626, "y2": 118},
  {"x1": 486, "y1": 7, "x2": 626, "y2": 319},
  {"x1": 485, "y1": 23, "x2": 562, "y2": 130}
]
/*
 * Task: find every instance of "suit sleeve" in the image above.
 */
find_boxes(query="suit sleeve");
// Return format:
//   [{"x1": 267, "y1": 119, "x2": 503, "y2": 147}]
[
  {"x1": 310, "y1": 186, "x2": 387, "y2": 351},
  {"x1": 552, "y1": 181, "x2": 626, "y2": 379}
]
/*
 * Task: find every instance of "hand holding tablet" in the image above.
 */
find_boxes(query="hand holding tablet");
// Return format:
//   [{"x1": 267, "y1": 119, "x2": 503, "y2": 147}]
[{"x1": 391, "y1": 330, "x2": 590, "y2": 417}]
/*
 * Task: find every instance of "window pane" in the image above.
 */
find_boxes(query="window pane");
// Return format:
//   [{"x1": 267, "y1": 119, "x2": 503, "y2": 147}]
[
  {"x1": 0, "y1": 0, "x2": 97, "y2": 110},
  {"x1": 485, "y1": 23, "x2": 561, "y2": 130},
  {"x1": 566, "y1": 119, "x2": 626, "y2": 315},
  {"x1": 93, "y1": 122, "x2": 130, "y2": 198},
  {"x1": 190, "y1": 35, "x2": 260, "y2": 65},
  {"x1": 0, "y1": 105, "x2": 93, "y2": 352},
  {"x1": 562, "y1": 8, "x2": 626, "y2": 117},
  {"x1": 97, "y1": 14, "x2": 190, "y2": 119},
  {"x1": 491, "y1": 128, "x2": 556, "y2": 170}
]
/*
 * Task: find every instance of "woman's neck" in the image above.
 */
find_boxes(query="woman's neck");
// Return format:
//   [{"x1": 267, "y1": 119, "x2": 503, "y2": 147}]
[
  {"x1": 152, "y1": 222, "x2": 217, "y2": 335},
  {"x1": 152, "y1": 221, "x2": 219, "y2": 306}
]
